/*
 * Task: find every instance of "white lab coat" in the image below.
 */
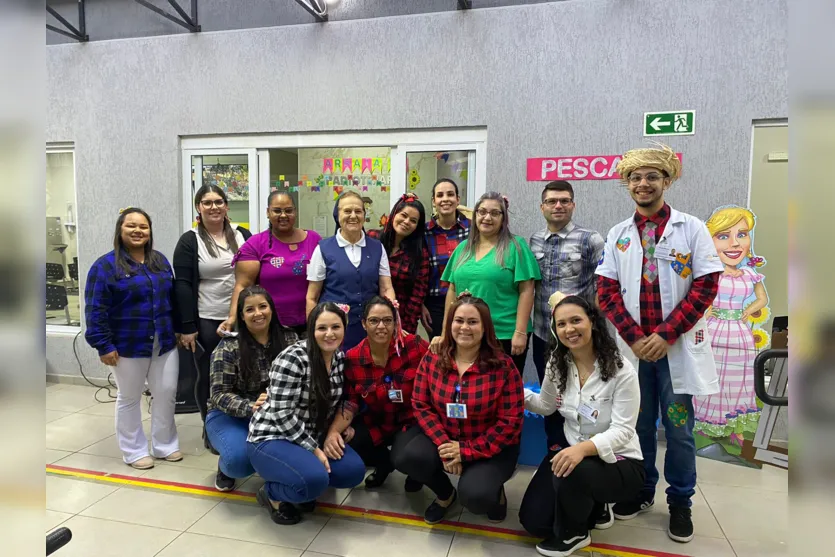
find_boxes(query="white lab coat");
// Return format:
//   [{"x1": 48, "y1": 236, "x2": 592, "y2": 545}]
[{"x1": 595, "y1": 206, "x2": 724, "y2": 396}]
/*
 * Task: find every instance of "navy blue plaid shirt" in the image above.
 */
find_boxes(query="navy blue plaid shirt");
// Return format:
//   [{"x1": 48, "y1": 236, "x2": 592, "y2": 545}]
[{"x1": 84, "y1": 250, "x2": 179, "y2": 358}]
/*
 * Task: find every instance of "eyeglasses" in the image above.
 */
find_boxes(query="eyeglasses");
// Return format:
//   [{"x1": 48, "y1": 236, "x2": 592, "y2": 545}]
[
  {"x1": 366, "y1": 317, "x2": 394, "y2": 327},
  {"x1": 199, "y1": 199, "x2": 226, "y2": 209},
  {"x1": 628, "y1": 173, "x2": 664, "y2": 185},
  {"x1": 542, "y1": 198, "x2": 573, "y2": 207},
  {"x1": 476, "y1": 209, "x2": 503, "y2": 218},
  {"x1": 270, "y1": 208, "x2": 295, "y2": 216}
]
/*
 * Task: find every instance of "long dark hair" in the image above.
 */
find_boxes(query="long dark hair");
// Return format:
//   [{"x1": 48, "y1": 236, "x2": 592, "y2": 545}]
[
  {"x1": 439, "y1": 294, "x2": 506, "y2": 372},
  {"x1": 266, "y1": 191, "x2": 296, "y2": 249},
  {"x1": 378, "y1": 194, "x2": 427, "y2": 282},
  {"x1": 306, "y1": 302, "x2": 348, "y2": 436},
  {"x1": 456, "y1": 191, "x2": 519, "y2": 269},
  {"x1": 546, "y1": 295, "x2": 623, "y2": 393},
  {"x1": 195, "y1": 184, "x2": 240, "y2": 258},
  {"x1": 236, "y1": 286, "x2": 290, "y2": 388},
  {"x1": 113, "y1": 208, "x2": 166, "y2": 274}
]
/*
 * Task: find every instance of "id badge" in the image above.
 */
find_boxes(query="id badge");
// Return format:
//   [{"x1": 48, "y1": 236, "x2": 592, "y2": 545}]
[
  {"x1": 387, "y1": 389, "x2": 403, "y2": 403},
  {"x1": 578, "y1": 402, "x2": 598, "y2": 424},
  {"x1": 446, "y1": 403, "x2": 468, "y2": 419}
]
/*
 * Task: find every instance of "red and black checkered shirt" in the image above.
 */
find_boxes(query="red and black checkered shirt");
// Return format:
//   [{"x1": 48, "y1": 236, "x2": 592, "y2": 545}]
[
  {"x1": 412, "y1": 351, "x2": 524, "y2": 461},
  {"x1": 344, "y1": 334, "x2": 429, "y2": 446},
  {"x1": 598, "y1": 204, "x2": 720, "y2": 345},
  {"x1": 367, "y1": 230, "x2": 431, "y2": 334}
]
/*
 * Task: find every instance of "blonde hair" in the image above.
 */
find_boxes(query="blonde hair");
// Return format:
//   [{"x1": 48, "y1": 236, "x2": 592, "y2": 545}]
[
  {"x1": 616, "y1": 142, "x2": 682, "y2": 184},
  {"x1": 706, "y1": 206, "x2": 756, "y2": 236}
]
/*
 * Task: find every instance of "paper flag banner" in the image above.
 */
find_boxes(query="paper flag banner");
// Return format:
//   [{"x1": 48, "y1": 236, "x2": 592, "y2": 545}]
[
  {"x1": 270, "y1": 186, "x2": 277, "y2": 192},
  {"x1": 342, "y1": 158, "x2": 352, "y2": 173},
  {"x1": 322, "y1": 159, "x2": 333, "y2": 174},
  {"x1": 381, "y1": 186, "x2": 388, "y2": 192},
  {"x1": 353, "y1": 179, "x2": 359, "y2": 186},
  {"x1": 335, "y1": 186, "x2": 344, "y2": 194},
  {"x1": 290, "y1": 186, "x2": 298, "y2": 192},
  {"x1": 460, "y1": 170, "x2": 468, "y2": 181},
  {"x1": 282, "y1": 181, "x2": 288, "y2": 187},
  {"x1": 279, "y1": 174, "x2": 285, "y2": 181},
  {"x1": 298, "y1": 180, "x2": 303, "y2": 186},
  {"x1": 372, "y1": 174, "x2": 377, "y2": 180},
  {"x1": 362, "y1": 158, "x2": 373, "y2": 174},
  {"x1": 333, "y1": 159, "x2": 342, "y2": 174},
  {"x1": 347, "y1": 174, "x2": 353, "y2": 180},
  {"x1": 328, "y1": 180, "x2": 333, "y2": 186},
  {"x1": 353, "y1": 158, "x2": 362, "y2": 172},
  {"x1": 302, "y1": 175, "x2": 308, "y2": 181},
  {"x1": 333, "y1": 191, "x2": 339, "y2": 200},
  {"x1": 306, "y1": 181, "x2": 312, "y2": 187},
  {"x1": 362, "y1": 186, "x2": 368, "y2": 191},
  {"x1": 387, "y1": 157, "x2": 391, "y2": 173},
  {"x1": 372, "y1": 158, "x2": 382, "y2": 172},
  {"x1": 441, "y1": 153, "x2": 449, "y2": 163}
]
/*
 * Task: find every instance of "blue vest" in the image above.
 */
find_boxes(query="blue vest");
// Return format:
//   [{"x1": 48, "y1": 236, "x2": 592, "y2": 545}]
[{"x1": 319, "y1": 234, "x2": 383, "y2": 350}]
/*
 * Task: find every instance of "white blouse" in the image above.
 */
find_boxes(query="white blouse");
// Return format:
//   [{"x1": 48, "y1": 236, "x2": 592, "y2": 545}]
[
  {"x1": 307, "y1": 230, "x2": 391, "y2": 281},
  {"x1": 525, "y1": 356, "x2": 643, "y2": 463}
]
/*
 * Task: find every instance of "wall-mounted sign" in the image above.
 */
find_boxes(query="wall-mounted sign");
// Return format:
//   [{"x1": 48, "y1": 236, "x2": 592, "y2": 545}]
[
  {"x1": 526, "y1": 153, "x2": 684, "y2": 181},
  {"x1": 644, "y1": 110, "x2": 695, "y2": 136}
]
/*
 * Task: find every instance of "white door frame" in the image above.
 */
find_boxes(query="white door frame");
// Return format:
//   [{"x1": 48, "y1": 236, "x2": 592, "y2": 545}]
[
  {"x1": 182, "y1": 129, "x2": 487, "y2": 233},
  {"x1": 181, "y1": 148, "x2": 259, "y2": 233}
]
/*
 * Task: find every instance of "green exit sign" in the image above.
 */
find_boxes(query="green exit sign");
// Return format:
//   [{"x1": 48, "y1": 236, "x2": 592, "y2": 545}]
[{"x1": 644, "y1": 111, "x2": 695, "y2": 136}]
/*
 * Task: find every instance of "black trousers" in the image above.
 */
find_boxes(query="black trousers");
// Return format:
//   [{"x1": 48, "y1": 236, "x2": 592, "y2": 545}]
[
  {"x1": 424, "y1": 295, "x2": 446, "y2": 340},
  {"x1": 392, "y1": 425, "x2": 519, "y2": 515},
  {"x1": 196, "y1": 317, "x2": 224, "y2": 421},
  {"x1": 532, "y1": 334, "x2": 569, "y2": 449},
  {"x1": 348, "y1": 420, "x2": 399, "y2": 475},
  {"x1": 499, "y1": 334, "x2": 530, "y2": 377},
  {"x1": 519, "y1": 450, "x2": 646, "y2": 538}
]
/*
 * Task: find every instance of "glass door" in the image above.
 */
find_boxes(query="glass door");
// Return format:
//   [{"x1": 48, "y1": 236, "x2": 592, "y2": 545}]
[
  {"x1": 181, "y1": 149, "x2": 260, "y2": 233},
  {"x1": 391, "y1": 142, "x2": 485, "y2": 216}
]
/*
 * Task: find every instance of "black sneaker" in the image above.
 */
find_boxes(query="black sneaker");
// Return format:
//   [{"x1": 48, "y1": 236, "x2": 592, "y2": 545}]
[
  {"x1": 214, "y1": 469, "x2": 235, "y2": 492},
  {"x1": 256, "y1": 485, "x2": 301, "y2": 525},
  {"x1": 424, "y1": 488, "x2": 457, "y2": 525},
  {"x1": 404, "y1": 476, "x2": 423, "y2": 493},
  {"x1": 295, "y1": 500, "x2": 316, "y2": 513},
  {"x1": 668, "y1": 506, "x2": 694, "y2": 543},
  {"x1": 613, "y1": 497, "x2": 654, "y2": 520},
  {"x1": 593, "y1": 503, "x2": 614, "y2": 530},
  {"x1": 364, "y1": 468, "x2": 391, "y2": 489},
  {"x1": 535, "y1": 532, "x2": 590, "y2": 557},
  {"x1": 486, "y1": 487, "x2": 507, "y2": 523}
]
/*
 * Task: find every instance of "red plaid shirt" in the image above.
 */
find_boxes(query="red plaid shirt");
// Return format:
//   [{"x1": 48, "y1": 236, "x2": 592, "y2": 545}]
[
  {"x1": 425, "y1": 213, "x2": 471, "y2": 297},
  {"x1": 598, "y1": 204, "x2": 720, "y2": 345},
  {"x1": 344, "y1": 334, "x2": 429, "y2": 446},
  {"x1": 367, "y1": 230, "x2": 430, "y2": 334},
  {"x1": 412, "y1": 351, "x2": 524, "y2": 461}
]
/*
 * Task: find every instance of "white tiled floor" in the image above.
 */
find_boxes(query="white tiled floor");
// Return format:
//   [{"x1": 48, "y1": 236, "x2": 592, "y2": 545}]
[{"x1": 45, "y1": 383, "x2": 789, "y2": 557}]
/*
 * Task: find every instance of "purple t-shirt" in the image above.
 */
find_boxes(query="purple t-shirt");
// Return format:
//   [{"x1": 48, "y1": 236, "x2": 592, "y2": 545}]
[{"x1": 233, "y1": 229, "x2": 322, "y2": 327}]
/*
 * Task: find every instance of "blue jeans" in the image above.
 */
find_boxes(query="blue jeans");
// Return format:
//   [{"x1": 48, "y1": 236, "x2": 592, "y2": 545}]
[
  {"x1": 247, "y1": 439, "x2": 366, "y2": 504},
  {"x1": 204, "y1": 410, "x2": 255, "y2": 478},
  {"x1": 636, "y1": 357, "x2": 696, "y2": 508}
]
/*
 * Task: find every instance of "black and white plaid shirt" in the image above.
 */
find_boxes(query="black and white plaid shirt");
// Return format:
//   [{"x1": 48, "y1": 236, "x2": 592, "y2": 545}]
[{"x1": 247, "y1": 340, "x2": 356, "y2": 451}]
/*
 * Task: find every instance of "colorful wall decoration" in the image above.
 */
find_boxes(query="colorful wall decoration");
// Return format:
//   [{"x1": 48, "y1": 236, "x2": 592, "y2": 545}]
[{"x1": 693, "y1": 205, "x2": 771, "y2": 467}]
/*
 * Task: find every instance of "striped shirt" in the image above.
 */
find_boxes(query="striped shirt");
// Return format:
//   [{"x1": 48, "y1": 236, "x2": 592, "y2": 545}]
[
  {"x1": 248, "y1": 340, "x2": 357, "y2": 451},
  {"x1": 529, "y1": 222, "x2": 604, "y2": 340}
]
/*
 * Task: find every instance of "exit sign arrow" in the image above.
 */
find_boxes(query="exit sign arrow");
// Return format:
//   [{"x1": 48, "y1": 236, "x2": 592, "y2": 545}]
[{"x1": 644, "y1": 111, "x2": 695, "y2": 136}]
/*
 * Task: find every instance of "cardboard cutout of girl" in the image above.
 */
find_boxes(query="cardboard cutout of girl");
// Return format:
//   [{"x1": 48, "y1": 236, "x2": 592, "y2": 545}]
[{"x1": 694, "y1": 206, "x2": 770, "y2": 463}]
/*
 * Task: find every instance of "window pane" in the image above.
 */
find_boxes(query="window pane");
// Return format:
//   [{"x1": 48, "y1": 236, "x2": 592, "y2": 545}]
[
  {"x1": 198, "y1": 154, "x2": 250, "y2": 228},
  {"x1": 46, "y1": 151, "x2": 79, "y2": 326},
  {"x1": 406, "y1": 150, "x2": 471, "y2": 217}
]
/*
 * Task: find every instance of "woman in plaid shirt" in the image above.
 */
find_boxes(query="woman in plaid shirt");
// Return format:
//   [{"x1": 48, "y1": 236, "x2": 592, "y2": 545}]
[
  {"x1": 392, "y1": 294, "x2": 524, "y2": 525},
  {"x1": 84, "y1": 208, "x2": 182, "y2": 470},
  {"x1": 246, "y1": 302, "x2": 365, "y2": 525},
  {"x1": 205, "y1": 286, "x2": 297, "y2": 492},
  {"x1": 366, "y1": 194, "x2": 430, "y2": 335},
  {"x1": 343, "y1": 296, "x2": 429, "y2": 491}
]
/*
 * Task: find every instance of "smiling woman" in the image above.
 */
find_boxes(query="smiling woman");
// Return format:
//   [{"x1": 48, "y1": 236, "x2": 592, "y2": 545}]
[{"x1": 305, "y1": 190, "x2": 397, "y2": 350}]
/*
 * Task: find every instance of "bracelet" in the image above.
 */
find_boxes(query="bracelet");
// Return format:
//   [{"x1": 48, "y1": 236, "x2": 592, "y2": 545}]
[{"x1": 514, "y1": 329, "x2": 527, "y2": 336}]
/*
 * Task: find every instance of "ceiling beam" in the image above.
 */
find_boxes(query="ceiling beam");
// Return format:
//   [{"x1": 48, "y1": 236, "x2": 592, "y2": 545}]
[{"x1": 294, "y1": 0, "x2": 328, "y2": 23}]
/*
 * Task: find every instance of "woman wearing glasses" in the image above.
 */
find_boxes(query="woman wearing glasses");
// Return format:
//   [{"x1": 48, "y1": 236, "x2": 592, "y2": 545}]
[
  {"x1": 430, "y1": 192, "x2": 541, "y2": 374},
  {"x1": 219, "y1": 192, "x2": 321, "y2": 338},
  {"x1": 173, "y1": 185, "x2": 252, "y2": 430},
  {"x1": 341, "y1": 296, "x2": 429, "y2": 490}
]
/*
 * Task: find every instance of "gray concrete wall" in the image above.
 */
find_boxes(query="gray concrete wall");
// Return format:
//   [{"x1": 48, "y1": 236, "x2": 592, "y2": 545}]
[{"x1": 46, "y1": 0, "x2": 788, "y2": 379}]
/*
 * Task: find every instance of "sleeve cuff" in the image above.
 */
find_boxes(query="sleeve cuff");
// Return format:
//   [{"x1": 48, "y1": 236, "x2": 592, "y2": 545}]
[
  {"x1": 591, "y1": 436, "x2": 616, "y2": 464},
  {"x1": 458, "y1": 441, "x2": 473, "y2": 461},
  {"x1": 96, "y1": 344, "x2": 117, "y2": 357}
]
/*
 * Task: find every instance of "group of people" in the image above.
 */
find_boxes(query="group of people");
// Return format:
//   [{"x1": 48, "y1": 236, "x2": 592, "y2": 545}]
[{"x1": 84, "y1": 143, "x2": 725, "y2": 557}]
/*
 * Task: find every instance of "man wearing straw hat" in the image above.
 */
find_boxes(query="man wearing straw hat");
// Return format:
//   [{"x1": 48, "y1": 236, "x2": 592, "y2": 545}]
[{"x1": 595, "y1": 143, "x2": 723, "y2": 543}]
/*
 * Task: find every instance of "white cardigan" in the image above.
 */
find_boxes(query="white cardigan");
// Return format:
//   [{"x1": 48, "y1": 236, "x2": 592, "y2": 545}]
[{"x1": 525, "y1": 356, "x2": 643, "y2": 463}]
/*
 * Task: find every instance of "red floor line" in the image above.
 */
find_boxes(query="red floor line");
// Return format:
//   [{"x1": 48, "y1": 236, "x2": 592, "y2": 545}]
[{"x1": 47, "y1": 463, "x2": 688, "y2": 557}]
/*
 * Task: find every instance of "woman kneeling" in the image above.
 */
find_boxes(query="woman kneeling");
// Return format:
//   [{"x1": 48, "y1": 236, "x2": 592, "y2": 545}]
[
  {"x1": 519, "y1": 294, "x2": 645, "y2": 557},
  {"x1": 393, "y1": 293, "x2": 523, "y2": 524},
  {"x1": 205, "y1": 286, "x2": 296, "y2": 491},
  {"x1": 247, "y1": 302, "x2": 366, "y2": 525}
]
